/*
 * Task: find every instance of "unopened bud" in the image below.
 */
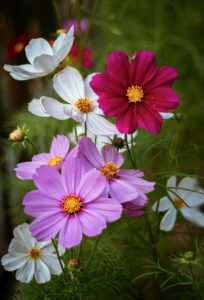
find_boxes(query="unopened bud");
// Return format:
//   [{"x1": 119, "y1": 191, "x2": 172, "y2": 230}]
[
  {"x1": 56, "y1": 29, "x2": 67, "y2": 36},
  {"x1": 68, "y1": 258, "x2": 79, "y2": 268},
  {"x1": 174, "y1": 112, "x2": 183, "y2": 122},
  {"x1": 183, "y1": 251, "x2": 195, "y2": 261},
  {"x1": 113, "y1": 137, "x2": 124, "y2": 149},
  {"x1": 9, "y1": 127, "x2": 24, "y2": 142}
]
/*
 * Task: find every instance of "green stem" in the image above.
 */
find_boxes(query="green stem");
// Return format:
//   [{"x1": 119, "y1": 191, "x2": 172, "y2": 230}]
[
  {"x1": 25, "y1": 137, "x2": 38, "y2": 153},
  {"x1": 125, "y1": 135, "x2": 136, "y2": 169},
  {"x1": 78, "y1": 236, "x2": 85, "y2": 263},
  {"x1": 84, "y1": 123, "x2": 87, "y2": 136},
  {"x1": 125, "y1": 218, "x2": 149, "y2": 246},
  {"x1": 51, "y1": 239, "x2": 66, "y2": 282},
  {"x1": 83, "y1": 235, "x2": 101, "y2": 275},
  {"x1": 74, "y1": 125, "x2": 79, "y2": 142},
  {"x1": 144, "y1": 212, "x2": 158, "y2": 261}
]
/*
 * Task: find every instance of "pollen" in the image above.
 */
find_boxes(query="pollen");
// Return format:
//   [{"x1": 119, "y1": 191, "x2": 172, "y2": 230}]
[
  {"x1": 62, "y1": 194, "x2": 83, "y2": 214},
  {"x1": 29, "y1": 248, "x2": 41, "y2": 260},
  {"x1": 14, "y1": 42, "x2": 24, "y2": 53},
  {"x1": 75, "y1": 98, "x2": 93, "y2": 113},
  {"x1": 100, "y1": 162, "x2": 119, "y2": 179},
  {"x1": 48, "y1": 156, "x2": 63, "y2": 167},
  {"x1": 174, "y1": 197, "x2": 185, "y2": 208},
  {"x1": 126, "y1": 85, "x2": 144, "y2": 103}
]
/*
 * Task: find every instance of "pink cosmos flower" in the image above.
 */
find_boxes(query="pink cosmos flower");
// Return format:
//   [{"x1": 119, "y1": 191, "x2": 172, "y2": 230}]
[
  {"x1": 15, "y1": 135, "x2": 69, "y2": 180},
  {"x1": 77, "y1": 137, "x2": 155, "y2": 204},
  {"x1": 23, "y1": 158, "x2": 122, "y2": 248},
  {"x1": 90, "y1": 50, "x2": 179, "y2": 134},
  {"x1": 122, "y1": 197, "x2": 148, "y2": 217}
]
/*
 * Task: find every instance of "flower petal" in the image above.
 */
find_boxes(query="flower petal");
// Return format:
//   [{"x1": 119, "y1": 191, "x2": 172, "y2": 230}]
[
  {"x1": 160, "y1": 207, "x2": 177, "y2": 231},
  {"x1": 16, "y1": 259, "x2": 35, "y2": 283},
  {"x1": 50, "y1": 135, "x2": 70, "y2": 158},
  {"x1": 59, "y1": 215, "x2": 82, "y2": 248},
  {"x1": 78, "y1": 209, "x2": 106, "y2": 236},
  {"x1": 1, "y1": 254, "x2": 28, "y2": 272},
  {"x1": 152, "y1": 196, "x2": 173, "y2": 212},
  {"x1": 181, "y1": 208, "x2": 204, "y2": 227},
  {"x1": 28, "y1": 98, "x2": 50, "y2": 117},
  {"x1": 41, "y1": 255, "x2": 63, "y2": 275},
  {"x1": 136, "y1": 104, "x2": 163, "y2": 134},
  {"x1": 109, "y1": 178, "x2": 139, "y2": 203},
  {"x1": 25, "y1": 38, "x2": 53, "y2": 64},
  {"x1": 52, "y1": 27, "x2": 74, "y2": 63},
  {"x1": 101, "y1": 145, "x2": 124, "y2": 167},
  {"x1": 78, "y1": 137, "x2": 104, "y2": 168},
  {"x1": 15, "y1": 161, "x2": 44, "y2": 180},
  {"x1": 116, "y1": 107, "x2": 138, "y2": 134},
  {"x1": 34, "y1": 259, "x2": 51, "y2": 283},
  {"x1": 86, "y1": 113, "x2": 118, "y2": 136},
  {"x1": 145, "y1": 66, "x2": 178, "y2": 90},
  {"x1": 33, "y1": 54, "x2": 56, "y2": 72},
  {"x1": 53, "y1": 67, "x2": 85, "y2": 103},
  {"x1": 41, "y1": 97, "x2": 70, "y2": 120}
]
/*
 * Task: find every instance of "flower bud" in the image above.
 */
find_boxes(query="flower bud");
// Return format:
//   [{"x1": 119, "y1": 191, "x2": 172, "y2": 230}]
[
  {"x1": 56, "y1": 29, "x2": 67, "y2": 36},
  {"x1": 9, "y1": 127, "x2": 24, "y2": 142},
  {"x1": 68, "y1": 258, "x2": 79, "y2": 268},
  {"x1": 113, "y1": 137, "x2": 125, "y2": 149},
  {"x1": 174, "y1": 112, "x2": 183, "y2": 122}
]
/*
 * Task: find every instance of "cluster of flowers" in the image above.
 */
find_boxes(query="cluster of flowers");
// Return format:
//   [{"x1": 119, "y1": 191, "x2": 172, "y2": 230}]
[{"x1": 2, "y1": 25, "x2": 204, "y2": 286}]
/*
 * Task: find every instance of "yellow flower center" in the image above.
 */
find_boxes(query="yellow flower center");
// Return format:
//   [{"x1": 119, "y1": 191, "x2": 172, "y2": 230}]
[
  {"x1": 174, "y1": 197, "x2": 185, "y2": 208},
  {"x1": 14, "y1": 42, "x2": 24, "y2": 53},
  {"x1": 29, "y1": 248, "x2": 41, "y2": 260},
  {"x1": 75, "y1": 98, "x2": 93, "y2": 113},
  {"x1": 48, "y1": 156, "x2": 63, "y2": 167},
  {"x1": 62, "y1": 194, "x2": 83, "y2": 214},
  {"x1": 126, "y1": 85, "x2": 144, "y2": 103},
  {"x1": 100, "y1": 162, "x2": 119, "y2": 179}
]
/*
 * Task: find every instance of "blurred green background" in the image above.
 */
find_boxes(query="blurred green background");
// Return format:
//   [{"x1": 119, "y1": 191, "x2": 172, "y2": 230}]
[{"x1": 0, "y1": 0, "x2": 204, "y2": 299}]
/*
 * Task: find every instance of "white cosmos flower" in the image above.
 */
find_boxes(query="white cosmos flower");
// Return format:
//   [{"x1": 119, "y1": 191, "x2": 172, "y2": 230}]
[
  {"x1": 4, "y1": 27, "x2": 74, "y2": 81},
  {"x1": 152, "y1": 176, "x2": 204, "y2": 231},
  {"x1": 1, "y1": 223, "x2": 65, "y2": 284},
  {"x1": 28, "y1": 66, "x2": 118, "y2": 136}
]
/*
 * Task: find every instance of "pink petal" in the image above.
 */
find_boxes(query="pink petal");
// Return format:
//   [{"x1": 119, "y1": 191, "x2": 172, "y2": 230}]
[
  {"x1": 85, "y1": 197, "x2": 122, "y2": 222},
  {"x1": 91, "y1": 73, "x2": 125, "y2": 96},
  {"x1": 30, "y1": 212, "x2": 66, "y2": 240},
  {"x1": 101, "y1": 145, "x2": 124, "y2": 167},
  {"x1": 32, "y1": 153, "x2": 51, "y2": 162},
  {"x1": 50, "y1": 135, "x2": 70, "y2": 158},
  {"x1": 77, "y1": 169, "x2": 107, "y2": 203},
  {"x1": 130, "y1": 50, "x2": 157, "y2": 86},
  {"x1": 145, "y1": 66, "x2": 178, "y2": 90},
  {"x1": 106, "y1": 51, "x2": 131, "y2": 87},
  {"x1": 136, "y1": 104, "x2": 163, "y2": 134},
  {"x1": 15, "y1": 161, "x2": 45, "y2": 180},
  {"x1": 23, "y1": 190, "x2": 61, "y2": 217},
  {"x1": 109, "y1": 178, "x2": 139, "y2": 203},
  {"x1": 145, "y1": 87, "x2": 179, "y2": 112},
  {"x1": 78, "y1": 209, "x2": 106, "y2": 237},
  {"x1": 58, "y1": 215, "x2": 82, "y2": 248},
  {"x1": 98, "y1": 94, "x2": 129, "y2": 117},
  {"x1": 33, "y1": 166, "x2": 66, "y2": 199},
  {"x1": 78, "y1": 137, "x2": 104, "y2": 168},
  {"x1": 116, "y1": 107, "x2": 138, "y2": 134},
  {"x1": 61, "y1": 157, "x2": 87, "y2": 195}
]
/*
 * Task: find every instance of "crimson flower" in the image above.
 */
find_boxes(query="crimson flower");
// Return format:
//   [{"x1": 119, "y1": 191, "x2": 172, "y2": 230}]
[{"x1": 91, "y1": 50, "x2": 179, "y2": 134}]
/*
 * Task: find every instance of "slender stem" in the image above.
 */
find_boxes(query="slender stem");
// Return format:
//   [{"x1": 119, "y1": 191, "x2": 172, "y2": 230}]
[
  {"x1": 125, "y1": 218, "x2": 149, "y2": 246},
  {"x1": 144, "y1": 212, "x2": 158, "y2": 261},
  {"x1": 51, "y1": 239, "x2": 66, "y2": 282},
  {"x1": 25, "y1": 137, "x2": 38, "y2": 153},
  {"x1": 74, "y1": 125, "x2": 79, "y2": 142},
  {"x1": 125, "y1": 135, "x2": 135, "y2": 169},
  {"x1": 84, "y1": 123, "x2": 87, "y2": 136},
  {"x1": 83, "y1": 235, "x2": 101, "y2": 275},
  {"x1": 78, "y1": 235, "x2": 85, "y2": 263}
]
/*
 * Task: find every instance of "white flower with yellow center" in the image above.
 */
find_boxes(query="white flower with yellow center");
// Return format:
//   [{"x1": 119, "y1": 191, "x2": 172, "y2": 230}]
[
  {"x1": 4, "y1": 27, "x2": 74, "y2": 80},
  {"x1": 28, "y1": 66, "x2": 118, "y2": 136},
  {"x1": 1, "y1": 223, "x2": 65, "y2": 283},
  {"x1": 152, "y1": 176, "x2": 204, "y2": 231}
]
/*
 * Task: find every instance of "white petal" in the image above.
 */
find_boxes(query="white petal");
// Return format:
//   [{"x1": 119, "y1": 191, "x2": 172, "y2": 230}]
[
  {"x1": 41, "y1": 255, "x2": 63, "y2": 275},
  {"x1": 152, "y1": 196, "x2": 173, "y2": 212},
  {"x1": 28, "y1": 98, "x2": 50, "y2": 117},
  {"x1": 16, "y1": 259, "x2": 35, "y2": 283},
  {"x1": 160, "y1": 207, "x2": 177, "y2": 231},
  {"x1": 8, "y1": 239, "x2": 30, "y2": 256},
  {"x1": 25, "y1": 38, "x2": 53, "y2": 64},
  {"x1": 37, "y1": 240, "x2": 65, "y2": 256},
  {"x1": 86, "y1": 113, "x2": 119, "y2": 136},
  {"x1": 34, "y1": 259, "x2": 51, "y2": 283},
  {"x1": 167, "y1": 176, "x2": 177, "y2": 199},
  {"x1": 181, "y1": 208, "x2": 204, "y2": 227},
  {"x1": 13, "y1": 223, "x2": 36, "y2": 249},
  {"x1": 52, "y1": 28, "x2": 74, "y2": 63},
  {"x1": 185, "y1": 190, "x2": 204, "y2": 207},
  {"x1": 84, "y1": 73, "x2": 98, "y2": 103},
  {"x1": 178, "y1": 177, "x2": 197, "y2": 198},
  {"x1": 33, "y1": 55, "x2": 56, "y2": 72},
  {"x1": 1, "y1": 254, "x2": 28, "y2": 271},
  {"x1": 63, "y1": 104, "x2": 85, "y2": 123},
  {"x1": 41, "y1": 97, "x2": 70, "y2": 120},
  {"x1": 4, "y1": 64, "x2": 44, "y2": 80},
  {"x1": 53, "y1": 67, "x2": 85, "y2": 103},
  {"x1": 160, "y1": 112, "x2": 174, "y2": 119}
]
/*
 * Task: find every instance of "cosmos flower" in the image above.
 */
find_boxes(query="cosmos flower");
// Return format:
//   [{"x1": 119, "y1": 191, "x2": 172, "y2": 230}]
[
  {"x1": 28, "y1": 67, "x2": 118, "y2": 136},
  {"x1": 1, "y1": 223, "x2": 64, "y2": 284},
  {"x1": 23, "y1": 158, "x2": 122, "y2": 248},
  {"x1": 6, "y1": 33, "x2": 29, "y2": 58},
  {"x1": 15, "y1": 135, "x2": 69, "y2": 180},
  {"x1": 77, "y1": 137, "x2": 155, "y2": 203},
  {"x1": 152, "y1": 176, "x2": 204, "y2": 231},
  {"x1": 4, "y1": 27, "x2": 74, "y2": 80},
  {"x1": 90, "y1": 50, "x2": 179, "y2": 134},
  {"x1": 122, "y1": 196, "x2": 148, "y2": 217}
]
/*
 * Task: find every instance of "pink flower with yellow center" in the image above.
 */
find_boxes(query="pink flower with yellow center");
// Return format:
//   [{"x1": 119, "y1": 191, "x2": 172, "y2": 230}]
[
  {"x1": 90, "y1": 50, "x2": 179, "y2": 134},
  {"x1": 23, "y1": 158, "x2": 122, "y2": 248},
  {"x1": 15, "y1": 135, "x2": 70, "y2": 180}
]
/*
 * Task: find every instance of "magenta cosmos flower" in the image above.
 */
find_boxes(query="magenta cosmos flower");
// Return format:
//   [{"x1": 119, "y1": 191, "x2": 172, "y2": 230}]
[
  {"x1": 15, "y1": 135, "x2": 69, "y2": 180},
  {"x1": 90, "y1": 50, "x2": 179, "y2": 134},
  {"x1": 23, "y1": 158, "x2": 122, "y2": 248},
  {"x1": 78, "y1": 137, "x2": 155, "y2": 204}
]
